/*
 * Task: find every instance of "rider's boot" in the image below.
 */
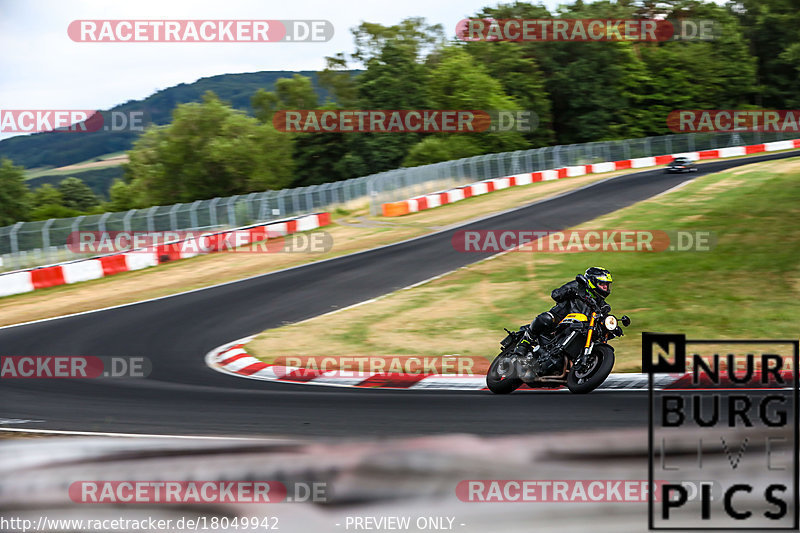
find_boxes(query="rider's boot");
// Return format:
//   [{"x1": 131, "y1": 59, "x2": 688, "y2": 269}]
[
  {"x1": 514, "y1": 312, "x2": 556, "y2": 357},
  {"x1": 513, "y1": 327, "x2": 535, "y2": 358}
]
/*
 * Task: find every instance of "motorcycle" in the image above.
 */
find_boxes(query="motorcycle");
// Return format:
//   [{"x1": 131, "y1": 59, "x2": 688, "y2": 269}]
[{"x1": 486, "y1": 296, "x2": 630, "y2": 394}]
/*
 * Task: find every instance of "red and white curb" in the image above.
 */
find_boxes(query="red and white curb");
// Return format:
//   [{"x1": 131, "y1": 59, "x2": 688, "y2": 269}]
[
  {"x1": 205, "y1": 338, "x2": 722, "y2": 391},
  {"x1": 0, "y1": 213, "x2": 331, "y2": 298},
  {"x1": 381, "y1": 139, "x2": 800, "y2": 216}
]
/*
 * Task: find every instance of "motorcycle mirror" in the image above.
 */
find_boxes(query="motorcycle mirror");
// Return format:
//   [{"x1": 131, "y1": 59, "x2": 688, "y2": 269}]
[{"x1": 620, "y1": 315, "x2": 631, "y2": 327}]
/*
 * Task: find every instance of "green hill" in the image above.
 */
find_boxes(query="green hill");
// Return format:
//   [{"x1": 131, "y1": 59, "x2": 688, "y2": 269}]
[{"x1": 0, "y1": 70, "x2": 336, "y2": 170}]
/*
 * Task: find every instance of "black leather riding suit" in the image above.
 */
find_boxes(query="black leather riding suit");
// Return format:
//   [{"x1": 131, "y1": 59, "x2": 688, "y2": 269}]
[{"x1": 524, "y1": 278, "x2": 607, "y2": 342}]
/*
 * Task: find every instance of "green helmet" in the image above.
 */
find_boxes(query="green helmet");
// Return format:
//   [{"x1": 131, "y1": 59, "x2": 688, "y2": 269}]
[{"x1": 585, "y1": 266, "x2": 613, "y2": 298}]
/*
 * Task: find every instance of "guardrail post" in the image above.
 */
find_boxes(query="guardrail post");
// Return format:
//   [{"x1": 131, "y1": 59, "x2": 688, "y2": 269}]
[
  {"x1": 209, "y1": 197, "x2": 221, "y2": 228},
  {"x1": 146, "y1": 206, "x2": 159, "y2": 232},
  {"x1": 305, "y1": 185, "x2": 315, "y2": 212},
  {"x1": 245, "y1": 192, "x2": 259, "y2": 222},
  {"x1": 98, "y1": 212, "x2": 111, "y2": 233},
  {"x1": 189, "y1": 201, "x2": 201, "y2": 228},
  {"x1": 71, "y1": 215, "x2": 85, "y2": 236},
  {"x1": 227, "y1": 195, "x2": 239, "y2": 226},
  {"x1": 122, "y1": 210, "x2": 135, "y2": 233},
  {"x1": 277, "y1": 189, "x2": 288, "y2": 217},
  {"x1": 41, "y1": 219, "x2": 55, "y2": 261},
  {"x1": 169, "y1": 203, "x2": 182, "y2": 230}
]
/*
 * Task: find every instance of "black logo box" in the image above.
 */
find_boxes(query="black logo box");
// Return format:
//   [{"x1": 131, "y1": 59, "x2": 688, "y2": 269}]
[{"x1": 644, "y1": 333, "x2": 800, "y2": 530}]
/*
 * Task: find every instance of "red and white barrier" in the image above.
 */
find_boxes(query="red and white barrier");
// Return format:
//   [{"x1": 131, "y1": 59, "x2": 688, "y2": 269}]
[
  {"x1": 209, "y1": 340, "x2": 786, "y2": 391},
  {"x1": 382, "y1": 139, "x2": 800, "y2": 216},
  {"x1": 0, "y1": 213, "x2": 331, "y2": 298}
]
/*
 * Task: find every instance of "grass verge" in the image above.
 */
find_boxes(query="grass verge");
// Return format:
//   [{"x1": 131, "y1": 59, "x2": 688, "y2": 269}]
[{"x1": 245, "y1": 156, "x2": 800, "y2": 372}]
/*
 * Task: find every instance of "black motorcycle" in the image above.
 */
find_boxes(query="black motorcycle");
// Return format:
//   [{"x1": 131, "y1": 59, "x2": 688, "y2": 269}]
[{"x1": 487, "y1": 297, "x2": 630, "y2": 394}]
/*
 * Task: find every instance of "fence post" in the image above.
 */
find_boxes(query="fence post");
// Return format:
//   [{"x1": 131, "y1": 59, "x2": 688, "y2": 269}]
[
  {"x1": 245, "y1": 192, "x2": 259, "y2": 222},
  {"x1": 123, "y1": 210, "x2": 135, "y2": 233},
  {"x1": 98, "y1": 212, "x2": 111, "y2": 233},
  {"x1": 367, "y1": 177, "x2": 376, "y2": 216},
  {"x1": 9, "y1": 222, "x2": 24, "y2": 255},
  {"x1": 169, "y1": 203, "x2": 182, "y2": 230},
  {"x1": 42, "y1": 219, "x2": 55, "y2": 262},
  {"x1": 189, "y1": 201, "x2": 201, "y2": 228},
  {"x1": 227, "y1": 195, "x2": 240, "y2": 227},
  {"x1": 146, "y1": 206, "x2": 159, "y2": 232},
  {"x1": 209, "y1": 197, "x2": 221, "y2": 228},
  {"x1": 277, "y1": 189, "x2": 288, "y2": 217},
  {"x1": 257, "y1": 192, "x2": 268, "y2": 221},
  {"x1": 71, "y1": 215, "x2": 85, "y2": 236}
]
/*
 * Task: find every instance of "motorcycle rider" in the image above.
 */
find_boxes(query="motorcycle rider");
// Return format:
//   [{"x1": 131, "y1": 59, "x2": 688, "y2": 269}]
[{"x1": 514, "y1": 266, "x2": 613, "y2": 358}]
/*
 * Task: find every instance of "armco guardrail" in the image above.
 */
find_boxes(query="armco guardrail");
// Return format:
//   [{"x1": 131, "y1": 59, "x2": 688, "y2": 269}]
[
  {"x1": 0, "y1": 213, "x2": 330, "y2": 298},
  {"x1": 381, "y1": 139, "x2": 800, "y2": 216},
  {"x1": 2, "y1": 130, "x2": 798, "y2": 271}
]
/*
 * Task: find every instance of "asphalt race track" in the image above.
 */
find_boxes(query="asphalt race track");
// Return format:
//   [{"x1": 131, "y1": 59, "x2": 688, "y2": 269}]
[{"x1": 1, "y1": 152, "x2": 797, "y2": 438}]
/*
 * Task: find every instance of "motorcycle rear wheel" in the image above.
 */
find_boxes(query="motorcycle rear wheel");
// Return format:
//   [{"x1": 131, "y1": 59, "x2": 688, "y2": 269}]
[
  {"x1": 566, "y1": 345, "x2": 615, "y2": 394},
  {"x1": 486, "y1": 348, "x2": 524, "y2": 394}
]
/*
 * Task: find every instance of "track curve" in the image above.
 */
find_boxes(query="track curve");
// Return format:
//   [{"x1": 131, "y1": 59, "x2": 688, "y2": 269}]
[{"x1": 1, "y1": 152, "x2": 797, "y2": 437}]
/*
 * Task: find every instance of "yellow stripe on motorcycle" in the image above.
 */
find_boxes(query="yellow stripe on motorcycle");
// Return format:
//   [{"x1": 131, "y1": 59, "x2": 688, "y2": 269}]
[{"x1": 560, "y1": 313, "x2": 588, "y2": 323}]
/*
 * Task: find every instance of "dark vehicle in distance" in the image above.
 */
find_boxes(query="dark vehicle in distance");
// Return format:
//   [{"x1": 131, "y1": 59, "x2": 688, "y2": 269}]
[{"x1": 665, "y1": 156, "x2": 698, "y2": 173}]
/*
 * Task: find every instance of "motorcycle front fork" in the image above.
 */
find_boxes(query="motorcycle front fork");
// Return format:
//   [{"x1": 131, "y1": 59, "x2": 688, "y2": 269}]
[{"x1": 574, "y1": 344, "x2": 594, "y2": 370}]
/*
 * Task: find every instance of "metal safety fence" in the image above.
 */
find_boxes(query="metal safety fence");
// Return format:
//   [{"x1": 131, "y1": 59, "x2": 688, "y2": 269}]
[{"x1": 1, "y1": 130, "x2": 796, "y2": 271}]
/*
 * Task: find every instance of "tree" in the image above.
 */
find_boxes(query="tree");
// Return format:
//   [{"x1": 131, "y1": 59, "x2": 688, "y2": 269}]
[
  {"x1": 107, "y1": 179, "x2": 136, "y2": 211},
  {"x1": 318, "y1": 53, "x2": 360, "y2": 107},
  {"x1": 58, "y1": 177, "x2": 99, "y2": 211},
  {"x1": 0, "y1": 158, "x2": 30, "y2": 226},
  {"x1": 30, "y1": 183, "x2": 63, "y2": 209},
  {"x1": 403, "y1": 136, "x2": 483, "y2": 167},
  {"x1": 353, "y1": 39, "x2": 431, "y2": 172},
  {"x1": 464, "y1": 41, "x2": 555, "y2": 147},
  {"x1": 734, "y1": 0, "x2": 800, "y2": 107},
  {"x1": 28, "y1": 204, "x2": 81, "y2": 221},
  {"x1": 252, "y1": 74, "x2": 319, "y2": 123},
  {"x1": 407, "y1": 46, "x2": 528, "y2": 165},
  {"x1": 126, "y1": 92, "x2": 295, "y2": 205}
]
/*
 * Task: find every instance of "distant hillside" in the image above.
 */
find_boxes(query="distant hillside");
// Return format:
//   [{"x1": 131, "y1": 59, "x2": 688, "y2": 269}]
[
  {"x1": 0, "y1": 70, "x2": 335, "y2": 169},
  {"x1": 26, "y1": 166, "x2": 125, "y2": 199}
]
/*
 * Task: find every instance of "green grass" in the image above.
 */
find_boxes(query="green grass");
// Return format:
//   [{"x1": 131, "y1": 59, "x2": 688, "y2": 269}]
[
  {"x1": 247, "y1": 156, "x2": 800, "y2": 371},
  {"x1": 24, "y1": 151, "x2": 127, "y2": 179}
]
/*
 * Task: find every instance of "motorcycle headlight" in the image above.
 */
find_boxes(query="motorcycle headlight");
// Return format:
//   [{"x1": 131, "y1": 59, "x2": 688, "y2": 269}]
[{"x1": 604, "y1": 315, "x2": 618, "y2": 330}]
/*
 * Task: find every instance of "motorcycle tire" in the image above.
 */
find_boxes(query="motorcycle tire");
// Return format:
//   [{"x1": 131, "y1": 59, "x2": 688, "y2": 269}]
[
  {"x1": 567, "y1": 344, "x2": 615, "y2": 394},
  {"x1": 486, "y1": 348, "x2": 524, "y2": 394}
]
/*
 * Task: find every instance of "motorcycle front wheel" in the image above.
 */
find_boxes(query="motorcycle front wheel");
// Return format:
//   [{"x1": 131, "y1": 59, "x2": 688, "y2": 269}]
[
  {"x1": 486, "y1": 348, "x2": 524, "y2": 394},
  {"x1": 566, "y1": 344, "x2": 615, "y2": 394}
]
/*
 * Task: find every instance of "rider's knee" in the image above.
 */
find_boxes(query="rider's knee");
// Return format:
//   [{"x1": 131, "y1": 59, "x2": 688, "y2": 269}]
[{"x1": 531, "y1": 312, "x2": 554, "y2": 332}]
